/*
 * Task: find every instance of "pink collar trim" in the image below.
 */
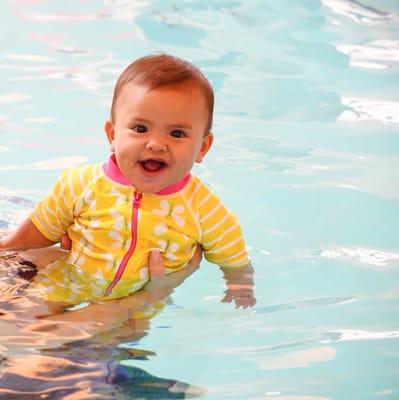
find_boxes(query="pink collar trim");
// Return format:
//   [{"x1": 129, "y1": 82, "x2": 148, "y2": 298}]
[{"x1": 103, "y1": 154, "x2": 191, "y2": 195}]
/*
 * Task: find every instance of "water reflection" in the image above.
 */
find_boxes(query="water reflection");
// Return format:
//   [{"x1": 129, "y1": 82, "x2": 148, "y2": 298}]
[
  {"x1": 1, "y1": 354, "x2": 203, "y2": 399},
  {"x1": 0, "y1": 246, "x2": 204, "y2": 399}
]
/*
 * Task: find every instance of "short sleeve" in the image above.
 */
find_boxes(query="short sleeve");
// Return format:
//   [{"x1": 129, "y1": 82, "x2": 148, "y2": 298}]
[
  {"x1": 198, "y1": 187, "x2": 250, "y2": 268},
  {"x1": 30, "y1": 169, "x2": 75, "y2": 242}
]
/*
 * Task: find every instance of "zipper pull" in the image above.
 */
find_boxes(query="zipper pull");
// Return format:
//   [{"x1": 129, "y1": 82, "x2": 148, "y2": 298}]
[{"x1": 133, "y1": 191, "x2": 142, "y2": 208}]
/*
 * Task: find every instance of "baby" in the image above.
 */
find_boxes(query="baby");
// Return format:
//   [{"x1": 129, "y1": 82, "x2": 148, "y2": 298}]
[{"x1": 0, "y1": 54, "x2": 255, "y2": 308}]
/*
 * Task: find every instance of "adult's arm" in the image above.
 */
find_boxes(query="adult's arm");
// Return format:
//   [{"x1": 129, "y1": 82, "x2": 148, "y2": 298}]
[
  {"x1": 0, "y1": 218, "x2": 56, "y2": 251},
  {"x1": 47, "y1": 247, "x2": 202, "y2": 328}
]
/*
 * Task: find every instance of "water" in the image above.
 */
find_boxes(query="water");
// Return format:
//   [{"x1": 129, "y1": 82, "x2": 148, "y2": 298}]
[{"x1": 1, "y1": 0, "x2": 399, "y2": 399}]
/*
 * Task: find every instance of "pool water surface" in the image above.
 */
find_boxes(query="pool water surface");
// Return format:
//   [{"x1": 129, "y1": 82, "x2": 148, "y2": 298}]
[{"x1": 0, "y1": 0, "x2": 399, "y2": 399}]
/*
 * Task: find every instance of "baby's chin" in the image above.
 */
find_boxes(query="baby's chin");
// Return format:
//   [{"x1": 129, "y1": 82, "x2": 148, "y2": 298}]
[
  {"x1": 133, "y1": 185, "x2": 164, "y2": 194},
  {"x1": 135, "y1": 176, "x2": 189, "y2": 195},
  {"x1": 133, "y1": 181, "x2": 173, "y2": 195},
  {"x1": 122, "y1": 171, "x2": 169, "y2": 194},
  {"x1": 127, "y1": 166, "x2": 190, "y2": 194}
]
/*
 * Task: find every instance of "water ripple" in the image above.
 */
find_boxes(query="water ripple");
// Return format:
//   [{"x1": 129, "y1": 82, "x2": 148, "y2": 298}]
[
  {"x1": 339, "y1": 97, "x2": 399, "y2": 127},
  {"x1": 1, "y1": 56, "x2": 125, "y2": 95},
  {"x1": 0, "y1": 156, "x2": 88, "y2": 171},
  {"x1": 264, "y1": 396, "x2": 330, "y2": 400},
  {"x1": 327, "y1": 329, "x2": 399, "y2": 341},
  {"x1": 322, "y1": 0, "x2": 397, "y2": 25},
  {"x1": 319, "y1": 247, "x2": 399, "y2": 267},
  {"x1": 0, "y1": 195, "x2": 31, "y2": 229},
  {"x1": 5, "y1": 53, "x2": 52, "y2": 62},
  {"x1": 254, "y1": 296, "x2": 355, "y2": 315},
  {"x1": 0, "y1": 94, "x2": 31, "y2": 104},
  {"x1": 337, "y1": 40, "x2": 399, "y2": 70},
  {"x1": 257, "y1": 346, "x2": 336, "y2": 370}
]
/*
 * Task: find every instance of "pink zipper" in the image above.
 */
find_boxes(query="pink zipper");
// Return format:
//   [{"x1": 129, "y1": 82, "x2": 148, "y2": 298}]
[{"x1": 105, "y1": 191, "x2": 142, "y2": 297}]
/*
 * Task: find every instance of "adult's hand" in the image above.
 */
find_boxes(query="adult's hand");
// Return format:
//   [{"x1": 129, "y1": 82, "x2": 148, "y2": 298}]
[
  {"x1": 61, "y1": 234, "x2": 72, "y2": 251},
  {"x1": 61, "y1": 233, "x2": 202, "y2": 282},
  {"x1": 144, "y1": 247, "x2": 202, "y2": 295},
  {"x1": 60, "y1": 232, "x2": 202, "y2": 296}
]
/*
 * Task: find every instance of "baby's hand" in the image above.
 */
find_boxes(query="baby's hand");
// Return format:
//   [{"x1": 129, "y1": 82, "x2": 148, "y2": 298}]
[
  {"x1": 220, "y1": 264, "x2": 256, "y2": 309},
  {"x1": 222, "y1": 283, "x2": 256, "y2": 309}
]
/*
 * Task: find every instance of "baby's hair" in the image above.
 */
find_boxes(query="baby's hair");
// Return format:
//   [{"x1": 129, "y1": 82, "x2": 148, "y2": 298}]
[{"x1": 111, "y1": 54, "x2": 214, "y2": 133}]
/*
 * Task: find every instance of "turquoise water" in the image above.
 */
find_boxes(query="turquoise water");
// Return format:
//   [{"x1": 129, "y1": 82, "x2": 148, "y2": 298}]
[{"x1": 1, "y1": 0, "x2": 399, "y2": 399}]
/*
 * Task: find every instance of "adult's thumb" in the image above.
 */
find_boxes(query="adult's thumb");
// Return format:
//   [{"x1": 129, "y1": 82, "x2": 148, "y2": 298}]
[{"x1": 149, "y1": 250, "x2": 165, "y2": 278}]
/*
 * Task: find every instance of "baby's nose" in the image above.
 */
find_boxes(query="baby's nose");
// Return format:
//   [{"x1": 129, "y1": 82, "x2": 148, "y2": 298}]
[{"x1": 146, "y1": 138, "x2": 167, "y2": 152}]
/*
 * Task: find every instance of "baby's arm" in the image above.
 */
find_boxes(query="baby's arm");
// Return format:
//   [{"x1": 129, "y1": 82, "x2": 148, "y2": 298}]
[
  {"x1": 1, "y1": 168, "x2": 78, "y2": 253},
  {"x1": 220, "y1": 264, "x2": 256, "y2": 309},
  {"x1": 196, "y1": 185, "x2": 255, "y2": 308},
  {"x1": 191, "y1": 183, "x2": 256, "y2": 308},
  {"x1": 0, "y1": 218, "x2": 56, "y2": 251}
]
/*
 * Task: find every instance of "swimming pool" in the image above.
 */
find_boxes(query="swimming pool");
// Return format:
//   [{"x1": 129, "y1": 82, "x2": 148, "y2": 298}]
[{"x1": 1, "y1": 0, "x2": 398, "y2": 398}]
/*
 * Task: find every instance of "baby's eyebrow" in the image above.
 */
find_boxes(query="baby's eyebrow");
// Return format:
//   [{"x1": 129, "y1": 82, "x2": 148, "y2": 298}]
[
  {"x1": 129, "y1": 117, "x2": 152, "y2": 125},
  {"x1": 127, "y1": 117, "x2": 193, "y2": 130},
  {"x1": 167, "y1": 123, "x2": 193, "y2": 130}
]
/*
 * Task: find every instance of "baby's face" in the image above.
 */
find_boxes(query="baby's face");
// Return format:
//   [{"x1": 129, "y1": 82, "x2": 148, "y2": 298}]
[{"x1": 105, "y1": 82, "x2": 213, "y2": 193}]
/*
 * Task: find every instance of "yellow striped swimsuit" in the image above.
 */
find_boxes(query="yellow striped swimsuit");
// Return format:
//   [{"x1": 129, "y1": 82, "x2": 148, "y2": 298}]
[{"x1": 30, "y1": 155, "x2": 249, "y2": 305}]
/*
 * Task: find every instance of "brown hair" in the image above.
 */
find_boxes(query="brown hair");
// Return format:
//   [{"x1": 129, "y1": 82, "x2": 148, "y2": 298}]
[{"x1": 110, "y1": 54, "x2": 214, "y2": 133}]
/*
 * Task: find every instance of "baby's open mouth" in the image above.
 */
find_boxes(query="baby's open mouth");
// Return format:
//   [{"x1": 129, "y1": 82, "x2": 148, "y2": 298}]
[{"x1": 140, "y1": 159, "x2": 168, "y2": 172}]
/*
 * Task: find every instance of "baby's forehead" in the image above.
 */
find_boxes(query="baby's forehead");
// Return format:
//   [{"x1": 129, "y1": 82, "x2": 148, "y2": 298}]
[
  {"x1": 120, "y1": 80, "x2": 208, "y2": 104},
  {"x1": 129, "y1": 79, "x2": 204, "y2": 94}
]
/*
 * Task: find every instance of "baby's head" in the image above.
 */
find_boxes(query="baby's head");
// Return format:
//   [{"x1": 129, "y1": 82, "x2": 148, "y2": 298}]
[
  {"x1": 111, "y1": 54, "x2": 214, "y2": 133},
  {"x1": 105, "y1": 54, "x2": 214, "y2": 194}
]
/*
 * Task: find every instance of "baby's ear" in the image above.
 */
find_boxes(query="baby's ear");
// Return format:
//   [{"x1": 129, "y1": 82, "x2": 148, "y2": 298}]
[
  {"x1": 195, "y1": 132, "x2": 213, "y2": 163},
  {"x1": 104, "y1": 120, "x2": 115, "y2": 152}
]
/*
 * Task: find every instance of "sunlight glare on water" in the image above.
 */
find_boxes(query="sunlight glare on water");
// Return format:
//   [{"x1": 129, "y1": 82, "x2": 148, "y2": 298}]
[{"x1": 0, "y1": 0, "x2": 398, "y2": 399}]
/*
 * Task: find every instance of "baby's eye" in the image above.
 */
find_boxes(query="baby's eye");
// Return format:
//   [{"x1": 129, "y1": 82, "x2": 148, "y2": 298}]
[
  {"x1": 170, "y1": 129, "x2": 186, "y2": 138},
  {"x1": 133, "y1": 125, "x2": 147, "y2": 134}
]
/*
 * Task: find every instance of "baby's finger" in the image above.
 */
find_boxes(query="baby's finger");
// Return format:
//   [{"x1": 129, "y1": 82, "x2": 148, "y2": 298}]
[
  {"x1": 234, "y1": 298, "x2": 246, "y2": 309},
  {"x1": 221, "y1": 292, "x2": 233, "y2": 303},
  {"x1": 234, "y1": 294, "x2": 256, "y2": 309},
  {"x1": 149, "y1": 250, "x2": 165, "y2": 278}
]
